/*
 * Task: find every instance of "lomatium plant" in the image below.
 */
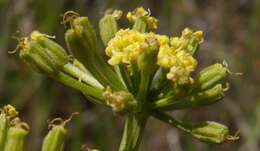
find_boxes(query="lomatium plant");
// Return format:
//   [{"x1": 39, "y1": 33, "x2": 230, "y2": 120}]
[{"x1": 11, "y1": 7, "x2": 239, "y2": 151}]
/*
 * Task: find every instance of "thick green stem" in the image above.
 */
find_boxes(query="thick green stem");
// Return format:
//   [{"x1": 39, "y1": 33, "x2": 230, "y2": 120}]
[
  {"x1": 151, "y1": 111, "x2": 190, "y2": 133},
  {"x1": 51, "y1": 72, "x2": 104, "y2": 105},
  {"x1": 119, "y1": 113, "x2": 147, "y2": 151},
  {"x1": 62, "y1": 63, "x2": 104, "y2": 89}
]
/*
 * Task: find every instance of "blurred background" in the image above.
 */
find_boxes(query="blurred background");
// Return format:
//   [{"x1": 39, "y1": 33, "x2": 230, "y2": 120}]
[{"x1": 0, "y1": 0, "x2": 260, "y2": 150}]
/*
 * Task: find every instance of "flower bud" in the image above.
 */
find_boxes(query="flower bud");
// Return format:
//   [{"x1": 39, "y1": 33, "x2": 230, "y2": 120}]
[
  {"x1": 66, "y1": 15, "x2": 125, "y2": 90},
  {"x1": 153, "y1": 84, "x2": 225, "y2": 110},
  {"x1": 41, "y1": 113, "x2": 78, "y2": 151},
  {"x1": 41, "y1": 125, "x2": 67, "y2": 151},
  {"x1": 19, "y1": 40, "x2": 58, "y2": 75},
  {"x1": 193, "y1": 63, "x2": 228, "y2": 92},
  {"x1": 191, "y1": 83, "x2": 225, "y2": 106},
  {"x1": 30, "y1": 31, "x2": 68, "y2": 68},
  {"x1": 65, "y1": 29, "x2": 108, "y2": 87},
  {"x1": 103, "y1": 87, "x2": 136, "y2": 113},
  {"x1": 190, "y1": 121, "x2": 230, "y2": 144},
  {"x1": 3, "y1": 122, "x2": 29, "y2": 151},
  {"x1": 72, "y1": 17, "x2": 98, "y2": 56},
  {"x1": 0, "y1": 105, "x2": 19, "y2": 150},
  {"x1": 99, "y1": 10, "x2": 122, "y2": 46}
]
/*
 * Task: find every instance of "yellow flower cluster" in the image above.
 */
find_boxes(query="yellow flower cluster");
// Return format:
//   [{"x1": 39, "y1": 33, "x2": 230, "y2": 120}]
[
  {"x1": 126, "y1": 7, "x2": 158, "y2": 29},
  {"x1": 157, "y1": 45, "x2": 198, "y2": 71},
  {"x1": 105, "y1": 29, "x2": 148, "y2": 65},
  {"x1": 105, "y1": 28, "x2": 203, "y2": 85},
  {"x1": 156, "y1": 28, "x2": 203, "y2": 84},
  {"x1": 105, "y1": 29, "x2": 171, "y2": 66},
  {"x1": 170, "y1": 28, "x2": 203, "y2": 54}
]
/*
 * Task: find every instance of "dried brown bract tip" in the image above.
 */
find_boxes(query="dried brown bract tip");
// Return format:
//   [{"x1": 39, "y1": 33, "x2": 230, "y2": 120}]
[
  {"x1": 61, "y1": 11, "x2": 80, "y2": 28},
  {"x1": 81, "y1": 144, "x2": 98, "y2": 151},
  {"x1": 47, "y1": 112, "x2": 80, "y2": 129},
  {"x1": 225, "y1": 130, "x2": 240, "y2": 142},
  {"x1": 8, "y1": 31, "x2": 27, "y2": 54}
]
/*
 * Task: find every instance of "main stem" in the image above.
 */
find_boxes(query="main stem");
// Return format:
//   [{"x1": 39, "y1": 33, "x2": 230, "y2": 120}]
[{"x1": 119, "y1": 113, "x2": 147, "y2": 151}]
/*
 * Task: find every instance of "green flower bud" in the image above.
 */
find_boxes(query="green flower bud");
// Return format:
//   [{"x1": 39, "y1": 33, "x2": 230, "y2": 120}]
[
  {"x1": 193, "y1": 63, "x2": 228, "y2": 92},
  {"x1": 190, "y1": 121, "x2": 230, "y2": 144},
  {"x1": 99, "y1": 10, "x2": 122, "y2": 46},
  {"x1": 153, "y1": 84, "x2": 226, "y2": 110},
  {"x1": 41, "y1": 125, "x2": 67, "y2": 151},
  {"x1": 3, "y1": 122, "x2": 29, "y2": 151},
  {"x1": 19, "y1": 40, "x2": 57, "y2": 75},
  {"x1": 65, "y1": 29, "x2": 108, "y2": 87},
  {"x1": 103, "y1": 87, "x2": 136, "y2": 113},
  {"x1": 0, "y1": 105, "x2": 19, "y2": 150},
  {"x1": 191, "y1": 84, "x2": 225, "y2": 106},
  {"x1": 41, "y1": 113, "x2": 78, "y2": 151},
  {"x1": 30, "y1": 31, "x2": 68, "y2": 68},
  {"x1": 72, "y1": 17, "x2": 98, "y2": 56},
  {"x1": 66, "y1": 15, "x2": 125, "y2": 90}
]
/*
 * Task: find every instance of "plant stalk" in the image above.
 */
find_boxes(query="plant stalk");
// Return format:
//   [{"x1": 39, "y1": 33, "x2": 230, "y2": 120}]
[{"x1": 118, "y1": 113, "x2": 147, "y2": 151}]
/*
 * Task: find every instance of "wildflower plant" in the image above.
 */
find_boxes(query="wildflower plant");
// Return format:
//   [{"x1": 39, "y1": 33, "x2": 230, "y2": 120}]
[{"x1": 14, "y1": 7, "x2": 239, "y2": 151}]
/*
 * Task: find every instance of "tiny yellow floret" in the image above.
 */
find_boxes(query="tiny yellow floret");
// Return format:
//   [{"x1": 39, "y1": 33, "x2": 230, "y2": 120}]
[
  {"x1": 170, "y1": 28, "x2": 203, "y2": 54},
  {"x1": 103, "y1": 87, "x2": 136, "y2": 113},
  {"x1": 126, "y1": 7, "x2": 158, "y2": 29}
]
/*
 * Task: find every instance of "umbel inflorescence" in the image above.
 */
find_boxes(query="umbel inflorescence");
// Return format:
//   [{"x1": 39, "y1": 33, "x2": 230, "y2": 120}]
[{"x1": 14, "y1": 7, "x2": 238, "y2": 151}]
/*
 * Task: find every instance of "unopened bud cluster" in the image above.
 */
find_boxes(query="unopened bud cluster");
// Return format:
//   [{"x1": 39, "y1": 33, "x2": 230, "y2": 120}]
[{"x1": 0, "y1": 105, "x2": 80, "y2": 151}]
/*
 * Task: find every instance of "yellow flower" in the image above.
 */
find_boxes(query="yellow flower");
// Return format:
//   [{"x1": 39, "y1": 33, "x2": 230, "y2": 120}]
[
  {"x1": 126, "y1": 7, "x2": 158, "y2": 29},
  {"x1": 170, "y1": 28, "x2": 203, "y2": 54},
  {"x1": 157, "y1": 45, "x2": 197, "y2": 70},
  {"x1": 105, "y1": 29, "x2": 147, "y2": 65}
]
